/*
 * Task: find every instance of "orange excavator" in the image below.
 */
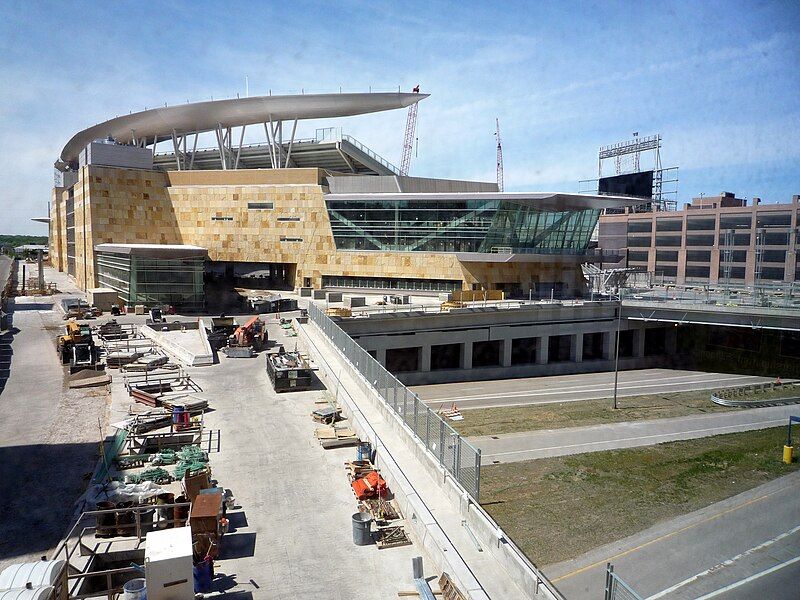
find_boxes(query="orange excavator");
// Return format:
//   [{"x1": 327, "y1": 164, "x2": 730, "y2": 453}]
[{"x1": 228, "y1": 316, "x2": 267, "y2": 352}]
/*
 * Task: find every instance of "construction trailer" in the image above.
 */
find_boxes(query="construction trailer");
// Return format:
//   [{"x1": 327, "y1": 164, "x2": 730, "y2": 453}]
[{"x1": 266, "y1": 351, "x2": 313, "y2": 392}]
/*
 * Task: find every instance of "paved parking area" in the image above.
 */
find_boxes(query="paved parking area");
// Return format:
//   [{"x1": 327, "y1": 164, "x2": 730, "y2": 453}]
[{"x1": 411, "y1": 368, "x2": 780, "y2": 410}]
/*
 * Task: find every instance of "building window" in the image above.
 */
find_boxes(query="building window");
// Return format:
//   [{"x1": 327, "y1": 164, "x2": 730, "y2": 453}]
[
  {"x1": 686, "y1": 234, "x2": 715, "y2": 247},
  {"x1": 761, "y1": 231, "x2": 791, "y2": 245},
  {"x1": 657, "y1": 265, "x2": 678, "y2": 277},
  {"x1": 248, "y1": 202, "x2": 274, "y2": 210},
  {"x1": 656, "y1": 250, "x2": 678, "y2": 262},
  {"x1": 656, "y1": 219, "x2": 683, "y2": 232},
  {"x1": 687, "y1": 218, "x2": 716, "y2": 231},
  {"x1": 627, "y1": 250, "x2": 649, "y2": 263},
  {"x1": 718, "y1": 266, "x2": 745, "y2": 279},
  {"x1": 211, "y1": 216, "x2": 233, "y2": 221},
  {"x1": 655, "y1": 235, "x2": 682, "y2": 247},
  {"x1": 720, "y1": 250, "x2": 747, "y2": 263},
  {"x1": 280, "y1": 236, "x2": 303, "y2": 242},
  {"x1": 685, "y1": 265, "x2": 710, "y2": 278},
  {"x1": 762, "y1": 249, "x2": 786, "y2": 263},
  {"x1": 719, "y1": 216, "x2": 752, "y2": 229},
  {"x1": 627, "y1": 221, "x2": 652, "y2": 233},
  {"x1": 627, "y1": 236, "x2": 651, "y2": 247},
  {"x1": 756, "y1": 213, "x2": 791, "y2": 228},
  {"x1": 759, "y1": 267, "x2": 785, "y2": 280},
  {"x1": 277, "y1": 217, "x2": 301, "y2": 222},
  {"x1": 686, "y1": 250, "x2": 711, "y2": 262},
  {"x1": 719, "y1": 233, "x2": 750, "y2": 246},
  {"x1": 321, "y1": 274, "x2": 460, "y2": 292}
]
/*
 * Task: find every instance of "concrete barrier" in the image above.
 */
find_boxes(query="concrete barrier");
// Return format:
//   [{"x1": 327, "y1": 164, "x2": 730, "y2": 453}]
[{"x1": 139, "y1": 321, "x2": 213, "y2": 367}]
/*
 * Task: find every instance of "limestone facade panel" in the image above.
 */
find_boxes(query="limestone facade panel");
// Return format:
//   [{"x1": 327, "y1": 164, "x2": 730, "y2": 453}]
[{"x1": 53, "y1": 165, "x2": 585, "y2": 295}]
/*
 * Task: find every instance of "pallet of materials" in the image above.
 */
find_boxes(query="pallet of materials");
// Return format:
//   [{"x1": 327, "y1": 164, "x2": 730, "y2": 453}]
[
  {"x1": 68, "y1": 368, "x2": 112, "y2": 388},
  {"x1": 315, "y1": 425, "x2": 359, "y2": 448},
  {"x1": 375, "y1": 524, "x2": 411, "y2": 549}
]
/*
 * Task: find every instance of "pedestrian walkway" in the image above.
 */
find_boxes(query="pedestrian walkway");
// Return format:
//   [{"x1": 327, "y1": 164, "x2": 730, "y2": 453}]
[
  {"x1": 472, "y1": 405, "x2": 800, "y2": 463},
  {"x1": 299, "y1": 321, "x2": 541, "y2": 600}
]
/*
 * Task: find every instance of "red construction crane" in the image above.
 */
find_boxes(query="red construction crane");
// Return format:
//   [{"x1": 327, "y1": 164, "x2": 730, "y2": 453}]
[
  {"x1": 495, "y1": 118, "x2": 504, "y2": 192},
  {"x1": 400, "y1": 85, "x2": 420, "y2": 176}
]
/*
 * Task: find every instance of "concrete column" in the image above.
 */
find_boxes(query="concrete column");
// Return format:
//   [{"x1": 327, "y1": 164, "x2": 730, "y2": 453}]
[
  {"x1": 536, "y1": 336, "x2": 549, "y2": 365},
  {"x1": 376, "y1": 347, "x2": 387, "y2": 367},
  {"x1": 461, "y1": 341, "x2": 473, "y2": 370},
  {"x1": 603, "y1": 330, "x2": 615, "y2": 360},
  {"x1": 501, "y1": 338, "x2": 513, "y2": 367},
  {"x1": 571, "y1": 333, "x2": 584, "y2": 363},
  {"x1": 634, "y1": 328, "x2": 646, "y2": 358},
  {"x1": 421, "y1": 344, "x2": 432, "y2": 372}
]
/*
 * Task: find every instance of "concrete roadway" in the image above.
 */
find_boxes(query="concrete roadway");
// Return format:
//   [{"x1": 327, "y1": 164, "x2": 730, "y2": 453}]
[
  {"x1": 545, "y1": 471, "x2": 800, "y2": 600},
  {"x1": 470, "y1": 404, "x2": 800, "y2": 463},
  {"x1": 410, "y1": 369, "x2": 779, "y2": 410}
]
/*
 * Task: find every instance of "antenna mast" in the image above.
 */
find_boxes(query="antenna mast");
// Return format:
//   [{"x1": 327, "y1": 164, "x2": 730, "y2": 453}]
[
  {"x1": 495, "y1": 118, "x2": 504, "y2": 192},
  {"x1": 400, "y1": 85, "x2": 420, "y2": 176}
]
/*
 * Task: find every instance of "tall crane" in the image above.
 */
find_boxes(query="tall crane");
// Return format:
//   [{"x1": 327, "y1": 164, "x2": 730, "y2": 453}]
[
  {"x1": 495, "y1": 118, "x2": 504, "y2": 192},
  {"x1": 400, "y1": 85, "x2": 420, "y2": 176}
]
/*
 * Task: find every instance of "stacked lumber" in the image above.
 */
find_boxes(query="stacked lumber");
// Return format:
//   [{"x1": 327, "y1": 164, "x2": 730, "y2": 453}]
[
  {"x1": 131, "y1": 387, "x2": 159, "y2": 407},
  {"x1": 315, "y1": 425, "x2": 359, "y2": 449}
]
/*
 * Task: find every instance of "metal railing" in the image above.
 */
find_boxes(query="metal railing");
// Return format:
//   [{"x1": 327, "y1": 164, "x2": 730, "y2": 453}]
[
  {"x1": 605, "y1": 564, "x2": 643, "y2": 600},
  {"x1": 340, "y1": 134, "x2": 400, "y2": 174},
  {"x1": 307, "y1": 302, "x2": 481, "y2": 500}
]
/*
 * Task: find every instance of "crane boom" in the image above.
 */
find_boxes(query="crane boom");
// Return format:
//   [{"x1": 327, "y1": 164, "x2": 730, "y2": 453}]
[
  {"x1": 400, "y1": 85, "x2": 420, "y2": 176},
  {"x1": 495, "y1": 118, "x2": 504, "y2": 192}
]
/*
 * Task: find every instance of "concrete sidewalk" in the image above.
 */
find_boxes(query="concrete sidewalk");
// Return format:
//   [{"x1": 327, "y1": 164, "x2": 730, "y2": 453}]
[
  {"x1": 299, "y1": 320, "x2": 546, "y2": 600},
  {"x1": 471, "y1": 405, "x2": 800, "y2": 463}
]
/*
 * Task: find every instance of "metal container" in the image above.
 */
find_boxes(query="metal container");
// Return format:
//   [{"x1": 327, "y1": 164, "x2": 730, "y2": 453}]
[
  {"x1": 115, "y1": 501, "x2": 136, "y2": 536},
  {"x1": 95, "y1": 501, "x2": 116, "y2": 537},
  {"x1": 122, "y1": 578, "x2": 146, "y2": 600},
  {"x1": 351, "y1": 512, "x2": 373, "y2": 546}
]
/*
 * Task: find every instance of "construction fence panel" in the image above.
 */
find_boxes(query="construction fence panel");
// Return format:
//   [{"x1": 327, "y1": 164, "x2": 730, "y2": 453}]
[{"x1": 308, "y1": 303, "x2": 481, "y2": 500}]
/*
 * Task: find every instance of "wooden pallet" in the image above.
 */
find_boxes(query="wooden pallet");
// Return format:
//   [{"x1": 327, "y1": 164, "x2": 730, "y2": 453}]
[
  {"x1": 438, "y1": 573, "x2": 467, "y2": 600},
  {"x1": 375, "y1": 524, "x2": 411, "y2": 549}
]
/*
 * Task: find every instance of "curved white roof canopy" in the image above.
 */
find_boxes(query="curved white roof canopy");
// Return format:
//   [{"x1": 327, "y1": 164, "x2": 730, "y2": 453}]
[{"x1": 59, "y1": 92, "x2": 427, "y2": 166}]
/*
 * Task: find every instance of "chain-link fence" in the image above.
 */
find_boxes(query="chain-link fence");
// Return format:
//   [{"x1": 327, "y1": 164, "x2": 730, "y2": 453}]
[{"x1": 308, "y1": 302, "x2": 481, "y2": 500}]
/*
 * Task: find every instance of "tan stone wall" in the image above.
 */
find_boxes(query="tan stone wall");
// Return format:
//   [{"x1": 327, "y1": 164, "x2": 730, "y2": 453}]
[
  {"x1": 53, "y1": 166, "x2": 585, "y2": 294},
  {"x1": 49, "y1": 188, "x2": 64, "y2": 270}
]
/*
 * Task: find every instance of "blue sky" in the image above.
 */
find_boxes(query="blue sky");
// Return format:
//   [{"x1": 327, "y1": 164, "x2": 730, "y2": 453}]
[{"x1": 1, "y1": 0, "x2": 798, "y2": 234}]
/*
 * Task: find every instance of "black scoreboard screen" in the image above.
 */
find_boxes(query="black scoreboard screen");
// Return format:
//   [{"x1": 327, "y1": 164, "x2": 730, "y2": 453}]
[{"x1": 598, "y1": 171, "x2": 654, "y2": 198}]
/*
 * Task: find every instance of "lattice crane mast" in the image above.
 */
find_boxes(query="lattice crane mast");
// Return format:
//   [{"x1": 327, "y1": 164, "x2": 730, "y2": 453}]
[
  {"x1": 399, "y1": 85, "x2": 420, "y2": 176},
  {"x1": 495, "y1": 117, "x2": 504, "y2": 192}
]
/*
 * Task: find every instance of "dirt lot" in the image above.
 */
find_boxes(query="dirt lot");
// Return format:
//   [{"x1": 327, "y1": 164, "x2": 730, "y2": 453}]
[
  {"x1": 453, "y1": 388, "x2": 799, "y2": 437},
  {"x1": 480, "y1": 427, "x2": 800, "y2": 566}
]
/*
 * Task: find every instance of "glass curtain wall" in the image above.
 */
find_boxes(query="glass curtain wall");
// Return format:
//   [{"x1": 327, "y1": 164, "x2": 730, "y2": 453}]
[
  {"x1": 97, "y1": 252, "x2": 204, "y2": 310},
  {"x1": 326, "y1": 198, "x2": 600, "y2": 253}
]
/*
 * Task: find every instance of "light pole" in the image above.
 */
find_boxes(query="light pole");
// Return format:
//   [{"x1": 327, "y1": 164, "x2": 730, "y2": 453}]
[{"x1": 613, "y1": 296, "x2": 622, "y2": 410}]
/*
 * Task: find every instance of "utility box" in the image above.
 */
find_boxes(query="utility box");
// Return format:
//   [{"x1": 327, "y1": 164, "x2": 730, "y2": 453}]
[
  {"x1": 145, "y1": 527, "x2": 194, "y2": 600},
  {"x1": 87, "y1": 288, "x2": 119, "y2": 312}
]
